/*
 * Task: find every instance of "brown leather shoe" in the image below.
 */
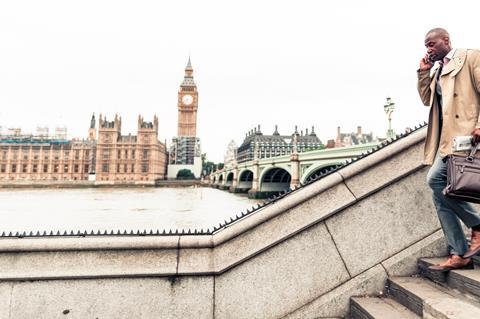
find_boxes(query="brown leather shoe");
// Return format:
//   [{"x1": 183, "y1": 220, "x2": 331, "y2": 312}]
[
  {"x1": 428, "y1": 255, "x2": 473, "y2": 272},
  {"x1": 464, "y1": 230, "x2": 480, "y2": 258}
]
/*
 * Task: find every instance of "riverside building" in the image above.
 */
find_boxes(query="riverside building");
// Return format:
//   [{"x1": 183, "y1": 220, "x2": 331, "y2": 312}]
[
  {"x1": 0, "y1": 113, "x2": 168, "y2": 184},
  {"x1": 0, "y1": 128, "x2": 94, "y2": 181},
  {"x1": 335, "y1": 126, "x2": 375, "y2": 147},
  {"x1": 236, "y1": 125, "x2": 323, "y2": 163}
]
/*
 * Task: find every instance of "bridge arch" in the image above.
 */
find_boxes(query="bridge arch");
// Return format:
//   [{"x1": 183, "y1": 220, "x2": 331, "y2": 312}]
[
  {"x1": 258, "y1": 164, "x2": 291, "y2": 184},
  {"x1": 259, "y1": 167, "x2": 291, "y2": 192},
  {"x1": 225, "y1": 172, "x2": 234, "y2": 187},
  {"x1": 237, "y1": 169, "x2": 254, "y2": 191},
  {"x1": 301, "y1": 162, "x2": 343, "y2": 184},
  {"x1": 218, "y1": 174, "x2": 224, "y2": 184}
]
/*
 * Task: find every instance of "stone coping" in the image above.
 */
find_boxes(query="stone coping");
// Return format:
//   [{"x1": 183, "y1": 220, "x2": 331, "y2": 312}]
[{"x1": 0, "y1": 127, "x2": 427, "y2": 253}]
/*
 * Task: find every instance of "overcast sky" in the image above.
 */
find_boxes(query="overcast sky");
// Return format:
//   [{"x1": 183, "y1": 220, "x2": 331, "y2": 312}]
[{"x1": 1, "y1": 0, "x2": 479, "y2": 162}]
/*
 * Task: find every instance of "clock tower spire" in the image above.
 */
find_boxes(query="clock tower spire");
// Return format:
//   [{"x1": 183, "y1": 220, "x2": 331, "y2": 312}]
[{"x1": 177, "y1": 56, "x2": 198, "y2": 137}]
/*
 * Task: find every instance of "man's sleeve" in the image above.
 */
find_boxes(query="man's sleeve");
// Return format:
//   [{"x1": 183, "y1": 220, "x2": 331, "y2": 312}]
[{"x1": 417, "y1": 69, "x2": 432, "y2": 107}]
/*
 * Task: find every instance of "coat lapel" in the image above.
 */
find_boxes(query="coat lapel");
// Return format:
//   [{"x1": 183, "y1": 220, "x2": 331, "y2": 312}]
[{"x1": 441, "y1": 49, "x2": 467, "y2": 77}]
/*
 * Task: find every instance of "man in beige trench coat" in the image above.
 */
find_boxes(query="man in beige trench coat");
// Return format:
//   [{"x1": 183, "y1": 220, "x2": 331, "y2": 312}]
[{"x1": 418, "y1": 28, "x2": 480, "y2": 271}]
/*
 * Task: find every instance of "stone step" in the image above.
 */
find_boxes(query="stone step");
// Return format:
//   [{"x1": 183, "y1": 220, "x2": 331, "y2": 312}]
[
  {"x1": 388, "y1": 276, "x2": 480, "y2": 318},
  {"x1": 349, "y1": 296, "x2": 420, "y2": 319},
  {"x1": 419, "y1": 257, "x2": 480, "y2": 299}
]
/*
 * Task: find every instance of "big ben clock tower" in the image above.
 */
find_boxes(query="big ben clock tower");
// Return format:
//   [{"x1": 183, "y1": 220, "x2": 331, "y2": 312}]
[
  {"x1": 177, "y1": 57, "x2": 198, "y2": 137},
  {"x1": 167, "y1": 57, "x2": 202, "y2": 179}
]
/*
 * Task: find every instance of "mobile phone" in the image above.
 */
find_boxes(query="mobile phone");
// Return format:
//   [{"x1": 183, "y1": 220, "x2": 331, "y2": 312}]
[{"x1": 427, "y1": 54, "x2": 435, "y2": 63}]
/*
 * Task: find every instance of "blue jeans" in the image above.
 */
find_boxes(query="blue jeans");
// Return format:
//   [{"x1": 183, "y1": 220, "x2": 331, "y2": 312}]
[{"x1": 427, "y1": 156, "x2": 480, "y2": 256}]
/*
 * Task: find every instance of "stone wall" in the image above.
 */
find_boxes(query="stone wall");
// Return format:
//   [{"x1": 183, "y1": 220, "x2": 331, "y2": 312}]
[{"x1": 0, "y1": 127, "x2": 449, "y2": 318}]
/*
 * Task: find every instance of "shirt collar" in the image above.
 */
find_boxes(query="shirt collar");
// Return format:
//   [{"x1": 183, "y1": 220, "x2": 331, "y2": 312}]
[{"x1": 444, "y1": 48, "x2": 456, "y2": 63}]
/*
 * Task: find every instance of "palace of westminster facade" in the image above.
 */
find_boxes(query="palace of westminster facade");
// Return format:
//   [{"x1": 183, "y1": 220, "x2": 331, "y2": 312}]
[{"x1": 0, "y1": 59, "x2": 200, "y2": 184}]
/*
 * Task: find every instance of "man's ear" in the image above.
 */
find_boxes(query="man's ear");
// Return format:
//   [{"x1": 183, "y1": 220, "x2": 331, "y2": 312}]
[{"x1": 443, "y1": 36, "x2": 450, "y2": 45}]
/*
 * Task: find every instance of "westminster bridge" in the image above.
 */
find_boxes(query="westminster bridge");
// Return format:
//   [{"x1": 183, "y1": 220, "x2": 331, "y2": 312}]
[{"x1": 208, "y1": 142, "x2": 380, "y2": 198}]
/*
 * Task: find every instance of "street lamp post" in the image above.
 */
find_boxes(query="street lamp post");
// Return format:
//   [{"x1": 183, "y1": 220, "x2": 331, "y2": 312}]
[{"x1": 384, "y1": 97, "x2": 395, "y2": 139}]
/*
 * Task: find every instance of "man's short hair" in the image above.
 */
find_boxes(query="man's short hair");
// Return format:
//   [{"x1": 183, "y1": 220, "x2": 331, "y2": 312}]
[{"x1": 426, "y1": 28, "x2": 450, "y2": 38}]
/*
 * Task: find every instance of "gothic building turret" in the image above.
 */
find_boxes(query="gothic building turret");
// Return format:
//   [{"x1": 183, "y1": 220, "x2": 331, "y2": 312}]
[
  {"x1": 88, "y1": 113, "x2": 96, "y2": 141},
  {"x1": 96, "y1": 113, "x2": 167, "y2": 183}
]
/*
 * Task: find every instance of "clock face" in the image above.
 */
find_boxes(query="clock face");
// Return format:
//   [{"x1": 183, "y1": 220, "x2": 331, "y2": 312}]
[{"x1": 182, "y1": 94, "x2": 193, "y2": 105}]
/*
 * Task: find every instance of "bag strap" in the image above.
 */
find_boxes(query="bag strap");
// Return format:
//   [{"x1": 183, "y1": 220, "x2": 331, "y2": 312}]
[{"x1": 466, "y1": 142, "x2": 480, "y2": 162}]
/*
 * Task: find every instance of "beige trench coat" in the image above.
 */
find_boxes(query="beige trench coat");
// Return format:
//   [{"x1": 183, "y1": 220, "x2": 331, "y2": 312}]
[{"x1": 417, "y1": 48, "x2": 480, "y2": 165}]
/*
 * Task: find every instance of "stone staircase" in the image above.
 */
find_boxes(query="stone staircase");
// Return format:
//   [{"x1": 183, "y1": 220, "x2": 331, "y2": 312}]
[{"x1": 349, "y1": 256, "x2": 480, "y2": 318}]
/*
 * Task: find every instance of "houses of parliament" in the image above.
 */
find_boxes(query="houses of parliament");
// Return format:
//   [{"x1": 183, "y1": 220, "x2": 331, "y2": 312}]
[{"x1": 0, "y1": 58, "x2": 201, "y2": 184}]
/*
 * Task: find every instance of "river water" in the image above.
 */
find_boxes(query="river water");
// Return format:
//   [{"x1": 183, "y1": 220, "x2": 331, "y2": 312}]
[{"x1": 0, "y1": 187, "x2": 260, "y2": 234}]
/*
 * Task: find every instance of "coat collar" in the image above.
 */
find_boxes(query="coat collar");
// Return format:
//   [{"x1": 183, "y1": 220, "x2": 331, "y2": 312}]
[{"x1": 441, "y1": 48, "x2": 467, "y2": 76}]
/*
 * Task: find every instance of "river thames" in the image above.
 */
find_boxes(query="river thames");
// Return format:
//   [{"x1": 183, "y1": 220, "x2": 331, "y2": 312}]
[{"x1": 0, "y1": 187, "x2": 260, "y2": 234}]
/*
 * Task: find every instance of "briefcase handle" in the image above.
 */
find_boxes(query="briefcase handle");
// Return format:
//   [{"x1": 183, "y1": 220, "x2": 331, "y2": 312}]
[{"x1": 466, "y1": 142, "x2": 480, "y2": 162}]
